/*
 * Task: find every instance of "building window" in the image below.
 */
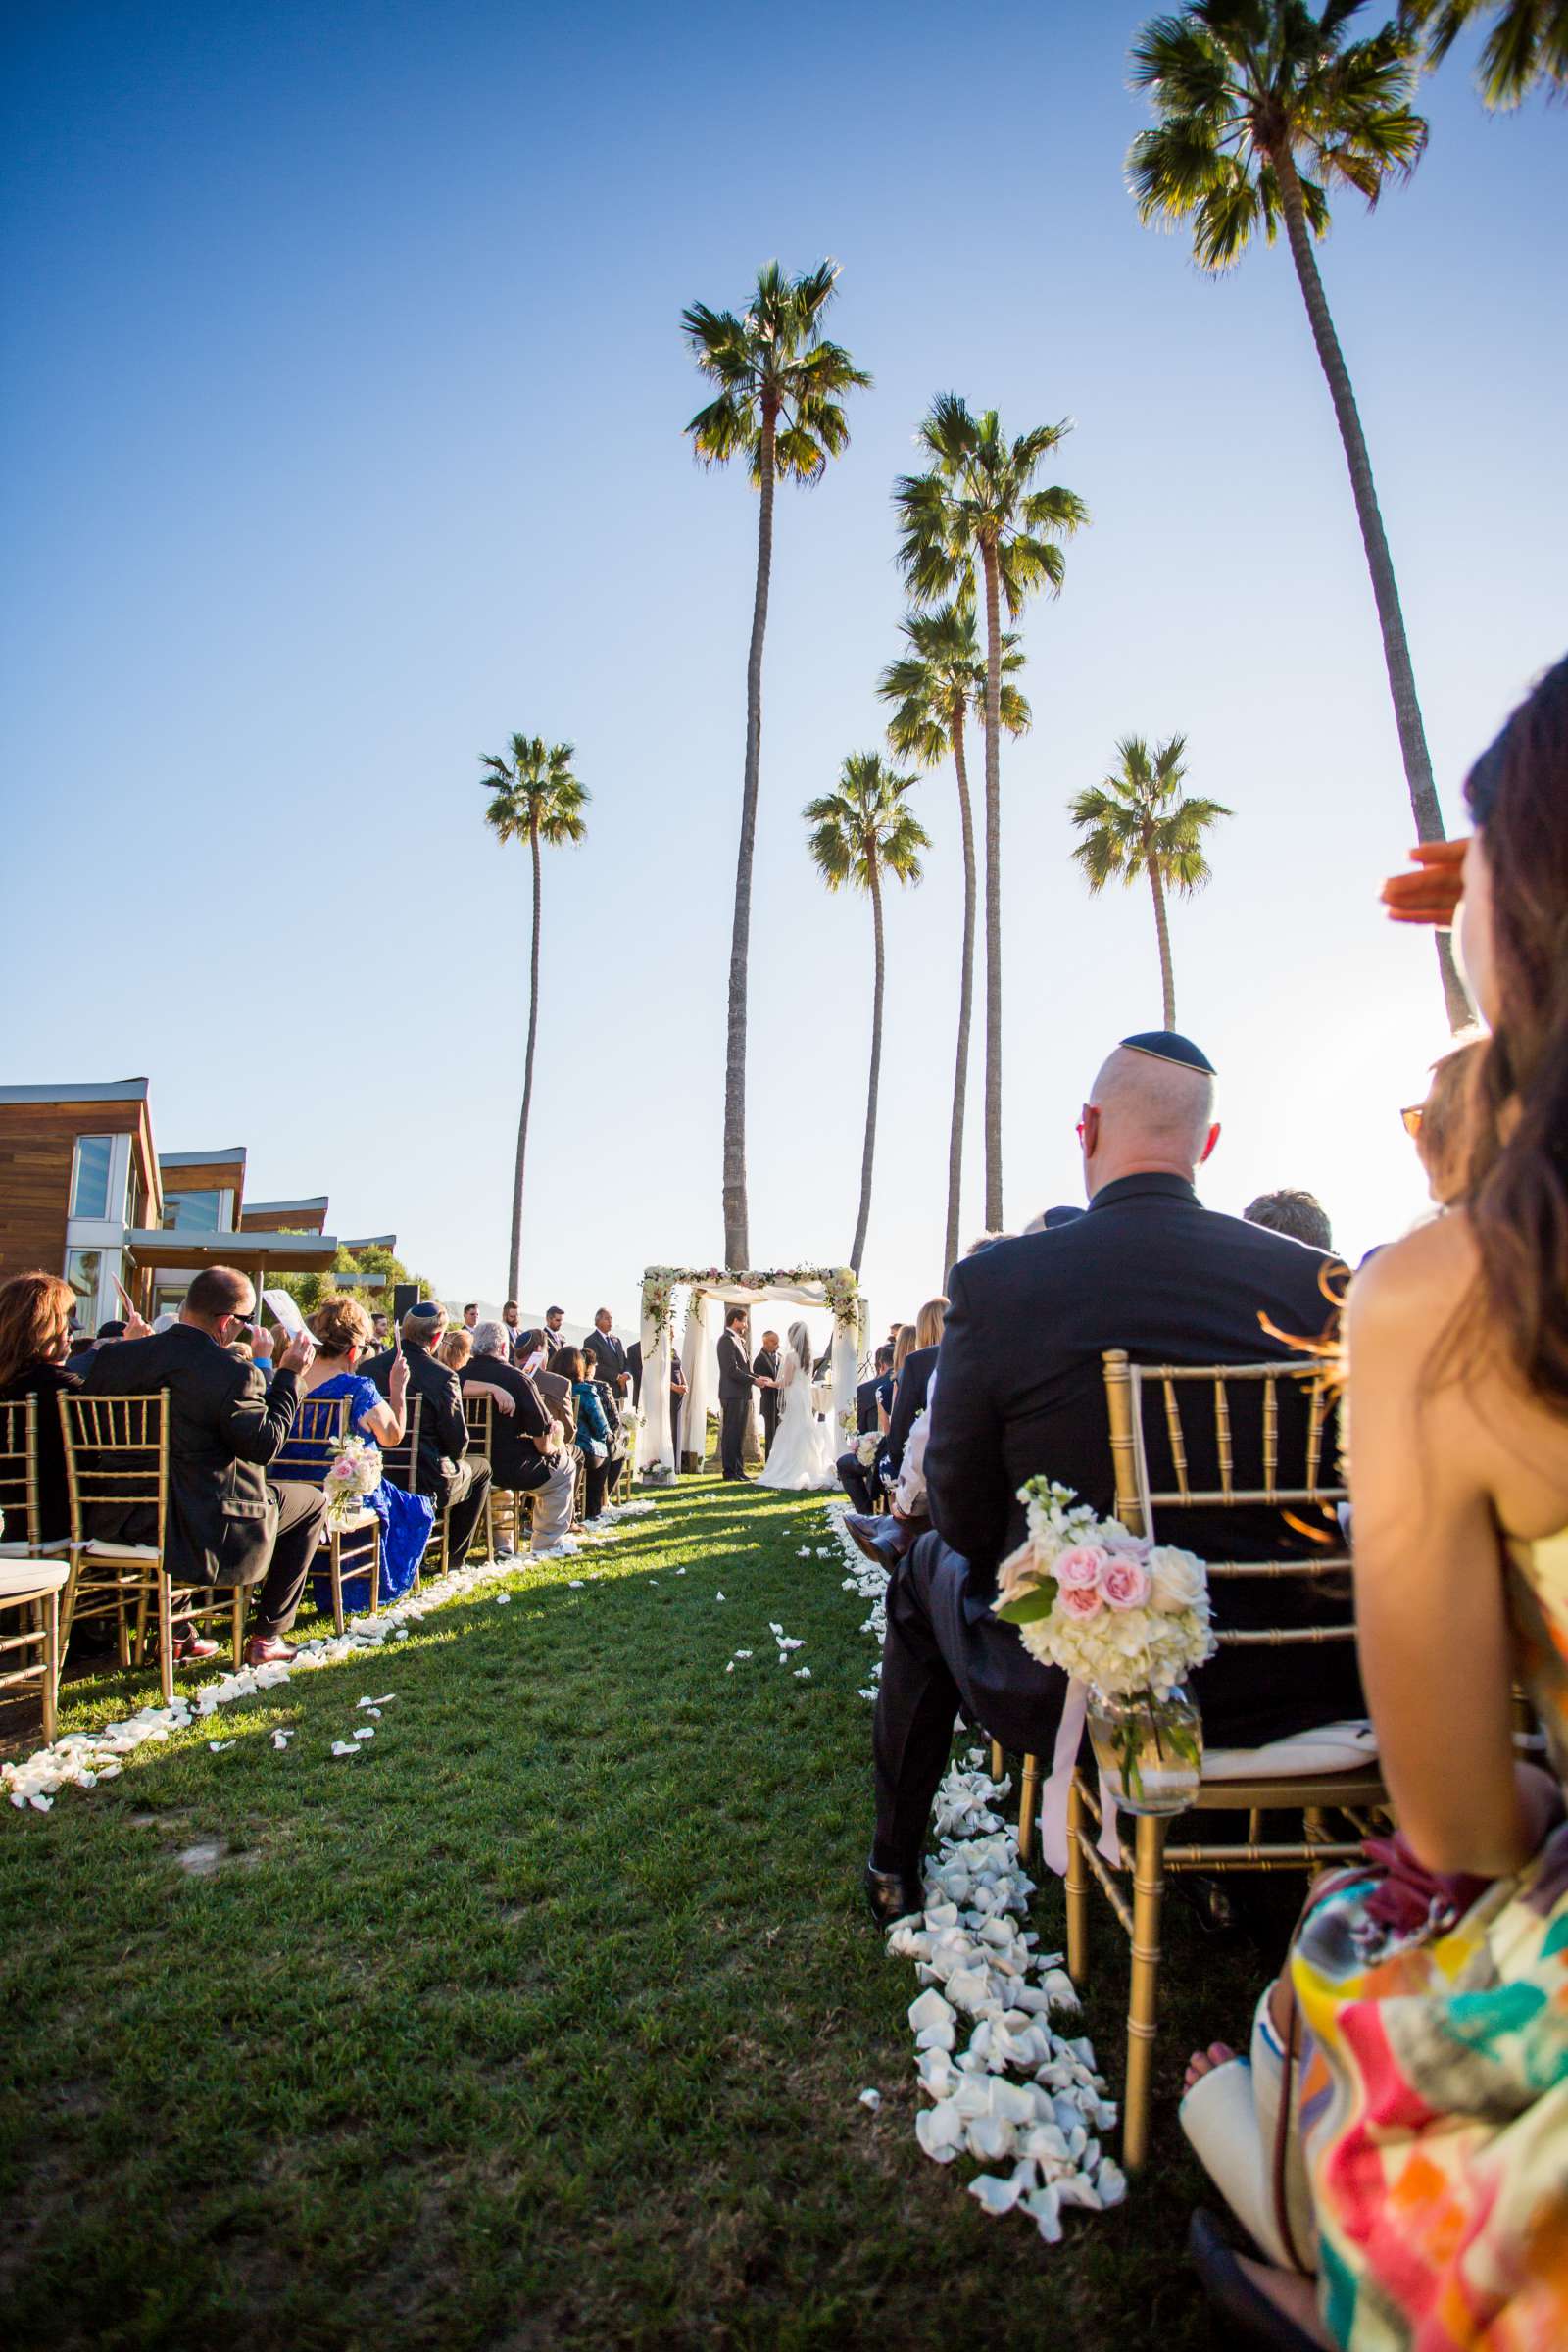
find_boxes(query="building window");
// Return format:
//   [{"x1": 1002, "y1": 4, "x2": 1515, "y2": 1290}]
[
  {"x1": 162, "y1": 1188, "x2": 230, "y2": 1232},
  {"x1": 70, "y1": 1136, "x2": 116, "y2": 1219},
  {"x1": 64, "y1": 1248, "x2": 103, "y2": 1330}
]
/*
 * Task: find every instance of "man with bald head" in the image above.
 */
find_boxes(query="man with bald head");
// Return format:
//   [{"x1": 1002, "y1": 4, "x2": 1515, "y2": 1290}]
[{"x1": 864, "y1": 1031, "x2": 1360, "y2": 1924}]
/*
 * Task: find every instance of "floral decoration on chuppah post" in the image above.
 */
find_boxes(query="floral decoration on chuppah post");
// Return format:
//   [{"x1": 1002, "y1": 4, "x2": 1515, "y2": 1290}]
[
  {"x1": 637, "y1": 1265, "x2": 862, "y2": 1481},
  {"x1": 994, "y1": 1480, "x2": 1215, "y2": 1870}
]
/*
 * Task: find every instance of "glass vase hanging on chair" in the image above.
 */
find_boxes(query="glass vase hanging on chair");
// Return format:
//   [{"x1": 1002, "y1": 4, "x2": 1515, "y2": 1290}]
[{"x1": 1087, "y1": 1683, "x2": 1202, "y2": 1816}]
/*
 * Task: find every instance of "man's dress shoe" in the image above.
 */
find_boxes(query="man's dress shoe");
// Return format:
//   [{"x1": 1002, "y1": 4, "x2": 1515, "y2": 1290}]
[
  {"x1": 863, "y1": 1859, "x2": 925, "y2": 1929},
  {"x1": 844, "y1": 1514, "x2": 901, "y2": 1567}
]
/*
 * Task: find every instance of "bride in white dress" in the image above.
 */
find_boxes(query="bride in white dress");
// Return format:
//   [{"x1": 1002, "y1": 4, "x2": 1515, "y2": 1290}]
[{"x1": 757, "y1": 1319, "x2": 835, "y2": 1492}]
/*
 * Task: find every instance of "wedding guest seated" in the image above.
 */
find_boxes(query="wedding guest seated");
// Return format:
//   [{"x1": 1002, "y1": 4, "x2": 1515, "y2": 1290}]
[
  {"x1": 64, "y1": 1315, "x2": 126, "y2": 1378},
  {"x1": 278, "y1": 1293, "x2": 434, "y2": 1606},
  {"x1": 437, "y1": 1326, "x2": 473, "y2": 1375},
  {"x1": 363, "y1": 1303, "x2": 493, "y2": 1570},
  {"x1": 1404, "y1": 1035, "x2": 1486, "y2": 1209},
  {"x1": 0, "y1": 1271, "x2": 83, "y2": 1547},
  {"x1": 846, "y1": 1298, "x2": 945, "y2": 1552},
  {"x1": 1244, "y1": 1188, "x2": 1334, "y2": 1252},
  {"x1": 837, "y1": 1343, "x2": 895, "y2": 1514},
  {"x1": 865, "y1": 1031, "x2": 1359, "y2": 1926},
  {"x1": 1181, "y1": 656, "x2": 1568, "y2": 2350},
  {"x1": 462, "y1": 1321, "x2": 577, "y2": 1554},
  {"x1": 558, "y1": 1347, "x2": 617, "y2": 1521},
  {"x1": 80, "y1": 1266, "x2": 324, "y2": 1666}
]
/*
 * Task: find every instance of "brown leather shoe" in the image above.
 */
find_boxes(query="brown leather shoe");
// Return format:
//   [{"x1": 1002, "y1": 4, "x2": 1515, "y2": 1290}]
[
  {"x1": 172, "y1": 1631, "x2": 221, "y2": 1663},
  {"x1": 244, "y1": 1634, "x2": 294, "y2": 1667}
]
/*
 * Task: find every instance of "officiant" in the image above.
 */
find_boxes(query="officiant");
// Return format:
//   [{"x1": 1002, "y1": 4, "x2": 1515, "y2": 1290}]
[{"x1": 752, "y1": 1329, "x2": 781, "y2": 1458}]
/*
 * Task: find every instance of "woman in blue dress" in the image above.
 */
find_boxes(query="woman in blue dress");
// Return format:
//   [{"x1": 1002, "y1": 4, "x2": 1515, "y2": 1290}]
[{"x1": 279, "y1": 1293, "x2": 434, "y2": 1610}]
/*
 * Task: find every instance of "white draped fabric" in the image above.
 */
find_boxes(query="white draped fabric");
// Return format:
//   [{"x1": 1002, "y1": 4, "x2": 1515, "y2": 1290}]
[{"x1": 642, "y1": 1275, "x2": 865, "y2": 1479}]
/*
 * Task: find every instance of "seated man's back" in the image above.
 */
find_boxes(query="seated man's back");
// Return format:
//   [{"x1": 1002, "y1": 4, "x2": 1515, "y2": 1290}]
[{"x1": 925, "y1": 1170, "x2": 1358, "y2": 1745}]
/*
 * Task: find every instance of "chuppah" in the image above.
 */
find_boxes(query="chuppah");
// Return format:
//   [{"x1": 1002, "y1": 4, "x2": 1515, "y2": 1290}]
[{"x1": 636, "y1": 1266, "x2": 865, "y2": 1483}]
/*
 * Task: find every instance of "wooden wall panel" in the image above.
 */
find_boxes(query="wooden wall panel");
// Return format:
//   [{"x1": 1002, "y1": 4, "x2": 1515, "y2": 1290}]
[{"x1": 0, "y1": 1100, "x2": 143, "y2": 1281}]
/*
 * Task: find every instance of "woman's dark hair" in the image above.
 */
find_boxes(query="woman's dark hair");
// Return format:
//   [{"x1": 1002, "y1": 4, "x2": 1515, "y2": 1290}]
[
  {"x1": 1458, "y1": 653, "x2": 1568, "y2": 1411},
  {"x1": 553, "y1": 1346, "x2": 585, "y2": 1382},
  {"x1": 0, "y1": 1271, "x2": 75, "y2": 1390}
]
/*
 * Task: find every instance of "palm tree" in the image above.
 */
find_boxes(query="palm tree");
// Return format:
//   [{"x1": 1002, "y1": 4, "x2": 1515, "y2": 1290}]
[
  {"x1": 1400, "y1": 0, "x2": 1568, "y2": 104},
  {"x1": 1127, "y1": 1, "x2": 1471, "y2": 1032},
  {"x1": 894, "y1": 397, "x2": 1088, "y2": 1230},
  {"x1": 878, "y1": 601, "x2": 1031, "y2": 1274},
  {"x1": 1068, "y1": 736, "x2": 1231, "y2": 1029},
  {"x1": 804, "y1": 754, "x2": 929, "y2": 1276},
  {"x1": 683, "y1": 262, "x2": 871, "y2": 1270},
  {"x1": 478, "y1": 735, "x2": 589, "y2": 1298}
]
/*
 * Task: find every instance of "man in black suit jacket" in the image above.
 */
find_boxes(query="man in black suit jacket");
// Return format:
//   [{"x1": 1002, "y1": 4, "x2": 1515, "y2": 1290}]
[
  {"x1": 364, "y1": 1302, "x2": 492, "y2": 1568},
  {"x1": 866, "y1": 1033, "x2": 1360, "y2": 1922},
  {"x1": 837, "y1": 1344, "x2": 894, "y2": 1513},
  {"x1": 81, "y1": 1266, "x2": 325, "y2": 1667},
  {"x1": 716, "y1": 1307, "x2": 761, "y2": 1480},
  {"x1": 464, "y1": 1322, "x2": 577, "y2": 1549},
  {"x1": 752, "y1": 1332, "x2": 782, "y2": 1456},
  {"x1": 626, "y1": 1341, "x2": 644, "y2": 1406}
]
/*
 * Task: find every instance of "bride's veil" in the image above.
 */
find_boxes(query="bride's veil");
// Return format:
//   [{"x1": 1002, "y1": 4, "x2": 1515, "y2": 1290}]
[{"x1": 786, "y1": 1319, "x2": 812, "y2": 1381}]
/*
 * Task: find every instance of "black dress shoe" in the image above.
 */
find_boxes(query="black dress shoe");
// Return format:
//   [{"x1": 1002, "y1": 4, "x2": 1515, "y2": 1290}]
[
  {"x1": 862, "y1": 1859, "x2": 925, "y2": 1929},
  {"x1": 844, "y1": 1514, "x2": 899, "y2": 1567},
  {"x1": 1172, "y1": 1872, "x2": 1243, "y2": 1938}
]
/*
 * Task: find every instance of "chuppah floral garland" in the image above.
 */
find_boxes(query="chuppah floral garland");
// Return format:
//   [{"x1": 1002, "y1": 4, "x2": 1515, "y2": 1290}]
[{"x1": 640, "y1": 1264, "x2": 860, "y2": 1335}]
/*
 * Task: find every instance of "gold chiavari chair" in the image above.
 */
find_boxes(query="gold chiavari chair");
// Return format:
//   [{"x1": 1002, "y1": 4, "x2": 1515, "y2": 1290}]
[
  {"x1": 61, "y1": 1392, "x2": 246, "y2": 1704},
  {"x1": 1063, "y1": 1350, "x2": 1386, "y2": 2169},
  {"x1": 0, "y1": 1397, "x2": 68, "y2": 1740},
  {"x1": 462, "y1": 1395, "x2": 508, "y2": 1562},
  {"x1": 270, "y1": 1395, "x2": 382, "y2": 1638}
]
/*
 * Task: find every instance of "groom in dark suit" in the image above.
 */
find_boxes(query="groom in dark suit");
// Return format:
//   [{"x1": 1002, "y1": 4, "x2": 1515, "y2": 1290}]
[
  {"x1": 752, "y1": 1330, "x2": 781, "y2": 1457},
  {"x1": 717, "y1": 1307, "x2": 761, "y2": 1481},
  {"x1": 865, "y1": 1032, "x2": 1360, "y2": 1925}
]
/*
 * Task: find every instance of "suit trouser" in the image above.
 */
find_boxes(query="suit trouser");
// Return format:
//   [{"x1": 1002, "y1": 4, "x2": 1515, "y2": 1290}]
[
  {"x1": 433, "y1": 1458, "x2": 493, "y2": 1565},
  {"x1": 719, "y1": 1396, "x2": 749, "y2": 1478},
  {"x1": 871, "y1": 1531, "x2": 1068, "y2": 1873},
  {"x1": 837, "y1": 1449, "x2": 877, "y2": 1515},
  {"x1": 521, "y1": 1453, "x2": 577, "y2": 1548},
  {"x1": 251, "y1": 1480, "x2": 329, "y2": 1637}
]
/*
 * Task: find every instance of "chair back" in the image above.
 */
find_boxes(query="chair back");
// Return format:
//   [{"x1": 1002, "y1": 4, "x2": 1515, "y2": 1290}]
[
  {"x1": 1102, "y1": 1350, "x2": 1351, "y2": 1648},
  {"x1": 60, "y1": 1391, "x2": 170, "y2": 1550},
  {"x1": 380, "y1": 1396, "x2": 422, "y2": 1493},
  {"x1": 273, "y1": 1393, "x2": 350, "y2": 1485},
  {"x1": 0, "y1": 1396, "x2": 43, "y2": 1549},
  {"x1": 464, "y1": 1394, "x2": 493, "y2": 1462}
]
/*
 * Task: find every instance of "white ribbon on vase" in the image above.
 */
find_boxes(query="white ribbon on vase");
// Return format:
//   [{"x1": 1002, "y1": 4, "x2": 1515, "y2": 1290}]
[{"x1": 1037, "y1": 1679, "x2": 1123, "y2": 1877}]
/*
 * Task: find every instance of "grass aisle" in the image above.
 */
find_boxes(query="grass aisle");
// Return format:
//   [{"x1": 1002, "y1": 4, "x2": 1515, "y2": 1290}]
[{"x1": 0, "y1": 1479, "x2": 1243, "y2": 2350}]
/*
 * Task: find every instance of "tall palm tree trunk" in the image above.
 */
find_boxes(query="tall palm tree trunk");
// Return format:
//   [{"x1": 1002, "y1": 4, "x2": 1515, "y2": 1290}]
[
  {"x1": 850, "y1": 851, "x2": 885, "y2": 1276},
  {"x1": 979, "y1": 539, "x2": 1004, "y2": 1230},
  {"x1": 1271, "y1": 142, "x2": 1471, "y2": 1034},
  {"x1": 509, "y1": 812, "x2": 543, "y2": 1298},
  {"x1": 1147, "y1": 847, "x2": 1176, "y2": 1030},
  {"x1": 944, "y1": 707, "x2": 977, "y2": 1277},
  {"x1": 722, "y1": 405, "x2": 777, "y2": 1270}
]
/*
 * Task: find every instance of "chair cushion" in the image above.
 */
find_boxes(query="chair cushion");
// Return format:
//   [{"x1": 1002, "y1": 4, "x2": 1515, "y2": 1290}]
[
  {"x1": 1203, "y1": 1719, "x2": 1378, "y2": 1780},
  {"x1": 318, "y1": 1508, "x2": 378, "y2": 1543},
  {"x1": 82, "y1": 1538, "x2": 161, "y2": 1560},
  {"x1": 0, "y1": 1539, "x2": 69, "y2": 1559},
  {"x1": 0, "y1": 1562, "x2": 71, "y2": 1597}
]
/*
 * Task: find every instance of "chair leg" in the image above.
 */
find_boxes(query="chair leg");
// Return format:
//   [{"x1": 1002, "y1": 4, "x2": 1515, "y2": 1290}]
[
  {"x1": 157, "y1": 1577, "x2": 175, "y2": 1707},
  {"x1": 1123, "y1": 1811, "x2": 1168, "y2": 2172},
  {"x1": 367, "y1": 1527, "x2": 380, "y2": 1617},
  {"x1": 41, "y1": 1591, "x2": 60, "y2": 1744},
  {"x1": 231, "y1": 1587, "x2": 245, "y2": 1667},
  {"x1": 1065, "y1": 1772, "x2": 1089, "y2": 1984},
  {"x1": 989, "y1": 1740, "x2": 1005, "y2": 1784},
  {"x1": 329, "y1": 1537, "x2": 346, "y2": 1638},
  {"x1": 1017, "y1": 1752, "x2": 1044, "y2": 1865}
]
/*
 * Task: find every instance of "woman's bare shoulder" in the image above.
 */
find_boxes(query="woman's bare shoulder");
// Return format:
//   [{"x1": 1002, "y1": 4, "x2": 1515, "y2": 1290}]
[{"x1": 1349, "y1": 1214, "x2": 1479, "y2": 1346}]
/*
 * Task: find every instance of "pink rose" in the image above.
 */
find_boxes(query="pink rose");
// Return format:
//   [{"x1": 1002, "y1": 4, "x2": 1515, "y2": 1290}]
[
  {"x1": 1054, "y1": 1544, "x2": 1110, "y2": 1592},
  {"x1": 1057, "y1": 1582, "x2": 1103, "y2": 1620},
  {"x1": 1100, "y1": 1557, "x2": 1152, "y2": 1611}
]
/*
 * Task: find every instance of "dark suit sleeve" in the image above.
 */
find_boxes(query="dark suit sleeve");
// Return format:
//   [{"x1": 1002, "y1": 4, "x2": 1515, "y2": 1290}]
[
  {"x1": 424, "y1": 1361, "x2": 469, "y2": 1459},
  {"x1": 922, "y1": 1264, "x2": 1009, "y2": 1565},
  {"x1": 884, "y1": 1353, "x2": 927, "y2": 1477},
  {"x1": 220, "y1": 1361, "x2": 302, "y2": 1466}
]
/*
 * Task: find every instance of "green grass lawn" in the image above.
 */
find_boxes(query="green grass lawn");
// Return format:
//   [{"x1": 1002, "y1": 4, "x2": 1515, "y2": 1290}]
[{"x1": 0, "y1": 1479, "x2": 1263, "y2": 2350}]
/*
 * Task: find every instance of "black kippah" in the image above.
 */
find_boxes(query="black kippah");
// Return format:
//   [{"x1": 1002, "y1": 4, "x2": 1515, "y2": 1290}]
[{"x1": 1119, "y1": 1030, "x2": 1216, "y2": 1076}]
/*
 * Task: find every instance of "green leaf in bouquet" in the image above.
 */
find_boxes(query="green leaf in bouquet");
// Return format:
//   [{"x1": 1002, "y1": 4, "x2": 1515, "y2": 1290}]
[{"x1": 994, "y1": 1581, "x2": 1058, "y2": 1626}]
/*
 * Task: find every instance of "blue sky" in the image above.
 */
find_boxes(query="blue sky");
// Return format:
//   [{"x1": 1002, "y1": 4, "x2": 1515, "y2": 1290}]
[{"x1": 3, "y1": 0, "x2": 1563, "y2": 1332}]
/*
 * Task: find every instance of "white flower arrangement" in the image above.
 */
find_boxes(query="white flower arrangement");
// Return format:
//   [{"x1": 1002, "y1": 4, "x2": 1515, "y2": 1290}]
[
  {"x1": 855, "y1": 1430, "x2": 881, "y2": 1469},
  {"x1": 993, "y1": 1480, "x2": 1214, "y2": 1702},
  {"x1": 322, "y1": 1435, "x2": 382, "y2": 1530}
]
